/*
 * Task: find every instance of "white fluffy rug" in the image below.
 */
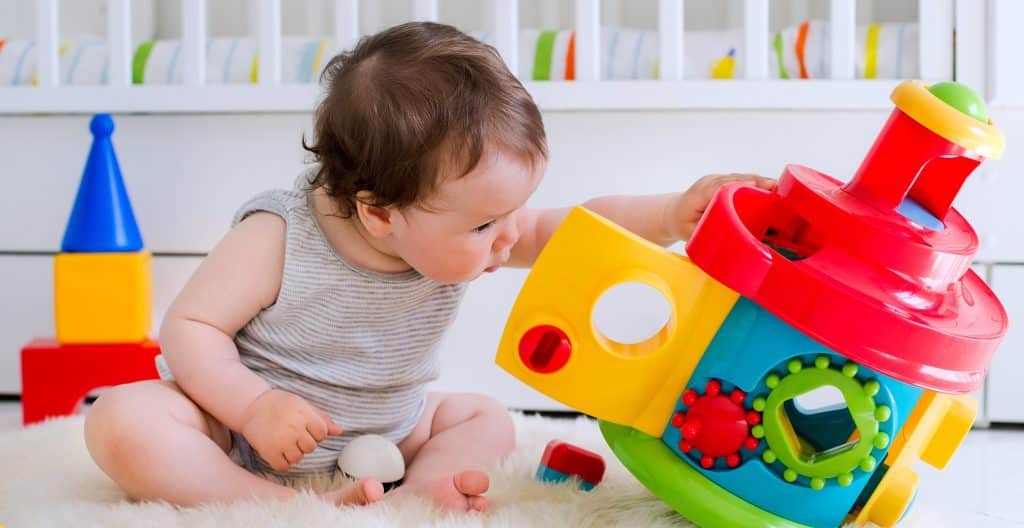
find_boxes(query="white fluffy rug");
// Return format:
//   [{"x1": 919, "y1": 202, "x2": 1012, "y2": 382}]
[{"x1": 0, "y1": 413, "x2": 693, "y2": 527}]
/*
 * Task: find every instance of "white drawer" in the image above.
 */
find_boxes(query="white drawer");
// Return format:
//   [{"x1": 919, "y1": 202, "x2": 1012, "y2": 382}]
[
  {"x1": 0, "y1": 255, "x2": 202, "y2": 394},
  {"x1": 955, "y1": 111, "x2": 1024, "y2": 262},
  {"x1": 0, "y1": 114, "x2": 310, "y2": 253},
  {"x1": 987, "y1": 265, "x2": 1024, "y2": 423}
]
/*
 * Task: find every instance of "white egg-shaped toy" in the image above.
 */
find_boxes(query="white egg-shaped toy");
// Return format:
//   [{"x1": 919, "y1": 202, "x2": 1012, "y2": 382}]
[{"x1": 337, "y1": 434, "x2": 406, "y2": 484}]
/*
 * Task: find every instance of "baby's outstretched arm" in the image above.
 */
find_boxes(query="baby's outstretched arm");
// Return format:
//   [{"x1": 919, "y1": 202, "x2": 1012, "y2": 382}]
[{"x1": 508, "y1": 173, "x2": 775, "y2": 267}]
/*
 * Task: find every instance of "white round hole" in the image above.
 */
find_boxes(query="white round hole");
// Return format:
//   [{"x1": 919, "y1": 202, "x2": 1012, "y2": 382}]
[{"x1": 592, "y1": 282, "x2": 672, "y2": 345}]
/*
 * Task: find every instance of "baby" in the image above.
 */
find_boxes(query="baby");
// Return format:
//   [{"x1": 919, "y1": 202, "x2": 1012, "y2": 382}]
[{"x1": 84, "y1": 22, "x2": 773, "y2": 512}]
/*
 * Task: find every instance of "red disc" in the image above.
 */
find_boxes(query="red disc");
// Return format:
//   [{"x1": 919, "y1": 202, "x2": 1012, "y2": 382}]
[
  {"x1": 518, "y1": 325, "x2": 571, "y2": 374},
  {"x1": 679, "y1": 392, "x2": 748, "y2": 457}
]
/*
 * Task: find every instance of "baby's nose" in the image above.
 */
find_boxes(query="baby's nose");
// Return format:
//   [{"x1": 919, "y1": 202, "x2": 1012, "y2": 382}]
[{"x1": 494, "y1": 221, "x2": 519, "y2": 250}]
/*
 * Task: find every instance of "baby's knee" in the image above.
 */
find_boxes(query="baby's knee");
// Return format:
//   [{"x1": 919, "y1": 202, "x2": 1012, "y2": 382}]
[
  {"x1": 85, "y1": 382, "x2": 165, "y2": 465},
  {"x1": 474, "y1": 394, "x2": 510, "y2": 419},
  {"x1": 473, "y1": 395, "x2": 515, "y2": 452}
]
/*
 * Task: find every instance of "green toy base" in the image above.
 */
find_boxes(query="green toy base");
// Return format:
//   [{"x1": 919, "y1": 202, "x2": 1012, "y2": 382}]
[{"x1": 598, "y1": 420, "x2": 812, "y2": 528}]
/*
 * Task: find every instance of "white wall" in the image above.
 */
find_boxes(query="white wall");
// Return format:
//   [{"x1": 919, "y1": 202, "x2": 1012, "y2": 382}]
[{"x1": 2, "y1": 107, "x2": 1021, "y2": 415}]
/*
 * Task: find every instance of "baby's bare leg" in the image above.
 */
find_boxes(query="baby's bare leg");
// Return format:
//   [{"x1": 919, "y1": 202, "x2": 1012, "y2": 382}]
[
  {"x1": 395, "y1": 393, "x2": 515, "y2": 511},
  {"x1": 85, "y1": 380, "x2": 381, "y2": 507},
  {"x1": 85, "y1": 380, "x2": 298, "y2": 505}
]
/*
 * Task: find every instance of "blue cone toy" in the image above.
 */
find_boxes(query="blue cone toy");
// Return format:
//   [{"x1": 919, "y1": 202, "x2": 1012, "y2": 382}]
[{"x1": 61, "y1": 114, "x2": 144, "y2": 252}]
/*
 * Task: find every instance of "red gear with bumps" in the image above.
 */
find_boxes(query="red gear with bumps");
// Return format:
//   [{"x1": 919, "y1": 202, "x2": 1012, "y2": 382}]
[{"x1": 673, "y1": 379, "x2": 762, "y2": 469}]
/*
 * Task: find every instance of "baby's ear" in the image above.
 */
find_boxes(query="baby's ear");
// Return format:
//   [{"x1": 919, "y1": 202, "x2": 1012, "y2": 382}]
[{"x1": 355, "y1": 192, "x2": 394, "y2": 238}]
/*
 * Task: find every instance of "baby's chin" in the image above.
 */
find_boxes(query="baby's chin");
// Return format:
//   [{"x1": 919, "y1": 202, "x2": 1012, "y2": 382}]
[
  {"x1": 418, "y1": 266, "x2": 488, "y2": 285},
  {"x1": 463, "y1": 265, "x2": 503, "y2": 283}
]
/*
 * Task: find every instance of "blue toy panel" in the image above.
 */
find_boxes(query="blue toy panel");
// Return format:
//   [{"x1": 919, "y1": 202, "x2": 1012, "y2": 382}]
[
  {"x1": 901, "y1": 195, "x2": 946, "y2": 231},
  {"x1": 62, "y1": 114, "x2": 144, "y2": 253},
  {"x1": 536, "y1": 466, "x2": 596, "y2": 491},
  {"x1": 897, "y1": 196, "x2": 945, "y2": 231},
  {"x1": 661, "y1": 297, "x2": 923, "y2": 528}
]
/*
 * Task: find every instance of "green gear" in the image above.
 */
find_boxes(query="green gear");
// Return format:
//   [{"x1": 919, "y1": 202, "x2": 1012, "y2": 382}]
[{"x1": 759, "y1": 359, "x2": 888, "y2": 491}]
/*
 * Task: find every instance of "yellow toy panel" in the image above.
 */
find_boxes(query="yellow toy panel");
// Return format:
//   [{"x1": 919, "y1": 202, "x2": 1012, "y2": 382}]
[
  {"x1": 495, "y1": 207, "x2": 738, "y2": 436},
  {"x1": 854, "y1": 391, "x2": 977, "y2": 527},
  {"x1": 54, "y1": 251, "x2": 152, "y2": 343}
]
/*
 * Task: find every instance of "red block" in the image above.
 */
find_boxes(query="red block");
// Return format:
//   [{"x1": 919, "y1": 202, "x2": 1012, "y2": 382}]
[
  {"x1": 540, "y1": 440, "x2": 606, "y2": 485},
  {"x1": 20, "y1": 338, "x2": 161, "y2": 425}
]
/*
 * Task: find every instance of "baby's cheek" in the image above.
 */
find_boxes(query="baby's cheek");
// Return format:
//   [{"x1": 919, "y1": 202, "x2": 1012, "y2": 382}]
[{"x1": 457, "y1": 246, "x2": 488, "y2": 272}]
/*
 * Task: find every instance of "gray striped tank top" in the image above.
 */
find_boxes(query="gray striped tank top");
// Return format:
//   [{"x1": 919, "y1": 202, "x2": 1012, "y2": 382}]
[{"x1": 159, "y1": 171, "x2": 466, "y2": 479}]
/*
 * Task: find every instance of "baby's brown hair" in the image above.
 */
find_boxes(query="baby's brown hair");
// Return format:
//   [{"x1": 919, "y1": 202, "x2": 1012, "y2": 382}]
[{"x1": 303, "y1": 22, "x2": 547, "y2": 216}]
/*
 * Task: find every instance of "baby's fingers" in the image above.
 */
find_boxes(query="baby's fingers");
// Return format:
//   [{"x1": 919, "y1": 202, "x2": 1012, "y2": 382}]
[
  {"x1": 306, "y1": 408, "x2": 343, "y2": 441},
  {"x1": 267, "y1": 451, "x2": 291, "y2": 472},
  {"x1": 306, "y1": 416, "x2": 329, "y2": 442},
  {"x1": 749, "y1": 175, "x2": 777, "y2": 190},
  {"x1": 727, "y1": 173, "x2": 776, "y2": 190},
  {"x1": 713, "y1": 173, "x2": 774, "y2": 188},
  {"x1": 297, "y1": 433, "x2": 318, "y2": 454},
  {"x1": 315, "y1": 408, "x2": 344, "y2": 436},
  {"x1": 283, "y1": 444, "x2": 304, "y2": 465}
]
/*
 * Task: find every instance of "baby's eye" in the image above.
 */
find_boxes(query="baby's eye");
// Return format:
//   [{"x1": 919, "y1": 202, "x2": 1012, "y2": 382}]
[{"x1": 474, "y1": 221, "x2": 495, "y2": 233}]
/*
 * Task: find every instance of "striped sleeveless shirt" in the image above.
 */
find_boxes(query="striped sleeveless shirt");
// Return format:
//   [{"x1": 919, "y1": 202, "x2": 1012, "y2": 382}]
[{"x1": 158, "y1": 171, "x2": 466, "y2": 479}]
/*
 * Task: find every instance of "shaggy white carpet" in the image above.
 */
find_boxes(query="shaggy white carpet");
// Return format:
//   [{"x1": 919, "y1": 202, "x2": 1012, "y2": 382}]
[{"x1": 0, "y1": 413, "x2": 693, "y2": 528}]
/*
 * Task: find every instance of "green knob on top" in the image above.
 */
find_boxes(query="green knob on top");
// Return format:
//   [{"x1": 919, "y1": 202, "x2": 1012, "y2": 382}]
[{"x1": 928, "y1": 81, "x2": 989, "y2": 123}]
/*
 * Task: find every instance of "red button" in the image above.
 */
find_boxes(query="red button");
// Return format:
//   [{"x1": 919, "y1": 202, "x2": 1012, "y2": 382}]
[{"x1": 519, "y1": 325, "x2": 572, "y2": 373}]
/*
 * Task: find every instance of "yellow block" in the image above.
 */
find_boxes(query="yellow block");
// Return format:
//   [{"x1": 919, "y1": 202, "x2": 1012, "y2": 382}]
[
  {"x1": 495, "y1": 207, "x2": 738, "y2": 437},
  {"x1": 853, "y1": 391, "x2": 976, "y2": 527},
  {"x1": 54, "y1": 251, "x2": 152, "y2": 343}
]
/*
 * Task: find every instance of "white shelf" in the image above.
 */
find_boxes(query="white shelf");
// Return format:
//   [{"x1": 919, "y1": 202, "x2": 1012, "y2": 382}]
[
  {"x1": 0, "y1": 80, "x2": 907, "y2": 114},
  {"x1": 528, "y1": 80, "x2": 904, "y2": 110}
]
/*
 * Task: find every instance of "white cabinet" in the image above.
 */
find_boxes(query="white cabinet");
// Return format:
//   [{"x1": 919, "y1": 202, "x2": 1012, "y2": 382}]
[
  {"x1": 987, "y1": 265, "x2": 1024, "y2": 423},
  {"x1": 1, "y1": 257, "x2": 56, "y2": 393},
  {"x1": 990, "y1": 0, "x2": 1024, "y2": 108},
  {"x1": 971, "y1": 263, "x2": 990, "y2": 427},
  {"x1": 0, "y1": 255, "x2": 201, "y2": 394},
  {"x1": 0, "y1": 114, "x2": 309, "y2": 253}
]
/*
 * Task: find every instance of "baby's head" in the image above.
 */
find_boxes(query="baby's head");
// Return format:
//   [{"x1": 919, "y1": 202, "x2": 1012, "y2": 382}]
[{"x1": 304, "y1": 22, "x2": 547, "y2": 284}]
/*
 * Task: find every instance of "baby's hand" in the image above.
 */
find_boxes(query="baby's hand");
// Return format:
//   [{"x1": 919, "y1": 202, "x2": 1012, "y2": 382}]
[
  {"x1": 672, "y1": 173, "x2": 776, "y2": 241},
  {"x1": 239, "y1": 388, "x2": 343, "y2": 472}
]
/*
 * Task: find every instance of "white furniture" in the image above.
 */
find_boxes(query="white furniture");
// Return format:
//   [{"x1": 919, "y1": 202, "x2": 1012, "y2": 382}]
[
  {"x1": 988, "y1": 266, "x2": 1024, "y2": 423},
  {"x1": 2, "y1": 0, "x2": 962, "y2": 113}
]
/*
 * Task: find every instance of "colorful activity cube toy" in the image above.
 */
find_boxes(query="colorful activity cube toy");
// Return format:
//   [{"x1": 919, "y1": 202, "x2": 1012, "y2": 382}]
[{"x1": 496, "y1": 81, "x2": 1006, "y2": 527}]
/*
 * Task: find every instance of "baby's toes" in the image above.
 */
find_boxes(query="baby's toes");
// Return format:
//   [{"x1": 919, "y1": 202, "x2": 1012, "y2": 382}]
[
  {"x1": 322, "y1": 478, "x2": 384, "y2": 506},
  {"x1": 453, "y1": 470, "x2": 489, "y2": 497},
  {"x1": 468, "y1": 495, "x2": 490, "y2": 512},
  {"x1": 359, "y1": 479, "x2": 386, "y2": 504}
]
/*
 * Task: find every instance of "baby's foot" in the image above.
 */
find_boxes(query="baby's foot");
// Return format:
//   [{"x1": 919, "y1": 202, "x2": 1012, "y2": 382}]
[
  {"x1": 320, "y1": 478, "x2": 385, "y2": 506},
  {"x1": 399, "y1": 470, "x2": 490, "y2": 512}
]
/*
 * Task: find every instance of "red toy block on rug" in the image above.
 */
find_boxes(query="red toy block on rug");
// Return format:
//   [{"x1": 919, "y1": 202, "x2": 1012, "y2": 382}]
[
  {"x1": 20, "y1": 338, "x2": 160, "y2": 425},
  {"x1": 536, "y1": 439, "x2": 606, "y2": 491}
]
